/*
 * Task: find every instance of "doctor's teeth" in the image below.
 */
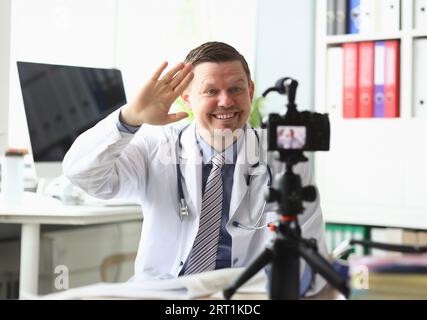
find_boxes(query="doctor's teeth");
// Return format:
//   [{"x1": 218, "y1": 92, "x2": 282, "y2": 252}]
[{"x1": 214, "y1": 113, "x2": 235, "y2": 119}]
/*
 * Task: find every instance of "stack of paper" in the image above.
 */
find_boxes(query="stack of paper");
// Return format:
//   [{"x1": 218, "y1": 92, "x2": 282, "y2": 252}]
[{"x1": 348, "y1": 255, "x2": 427, "y2": 299}]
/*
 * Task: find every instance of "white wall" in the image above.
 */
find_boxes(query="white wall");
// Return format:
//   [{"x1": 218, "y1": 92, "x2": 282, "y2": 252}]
[
  {"x1": 0, "y1": 0, "x2": 12, "y2": 154},
  {"x1": 254, "y1": 0, "x2": 315, "y2": 115},
  {"x1": 116, "y1": 0, "x2": 257, "y2": 100},
  {"x1": 8, "y1": 0, "x2": 118, "y2": 148}
]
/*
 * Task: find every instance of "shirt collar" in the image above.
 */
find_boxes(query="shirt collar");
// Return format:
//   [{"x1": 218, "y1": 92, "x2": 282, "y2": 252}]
[{"x1": 195, "y1": 125, "x2": 246, "y2": 165}]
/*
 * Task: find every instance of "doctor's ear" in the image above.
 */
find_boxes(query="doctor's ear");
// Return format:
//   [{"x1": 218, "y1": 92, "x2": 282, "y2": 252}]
[
  {"x1": 181, "y1": 92, "x2": 192, "y2": 109},
  {"x1": 249, "y1": 80, "x2": 255, "y2": 101}
]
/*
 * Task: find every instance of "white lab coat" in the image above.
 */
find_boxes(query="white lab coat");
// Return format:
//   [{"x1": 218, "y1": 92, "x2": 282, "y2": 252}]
[{"x1": 63, "y1": 108, "x2": 328, "y2": 295}]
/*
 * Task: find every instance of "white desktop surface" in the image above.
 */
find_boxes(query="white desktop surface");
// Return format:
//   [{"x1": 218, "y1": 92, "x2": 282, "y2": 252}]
[
  {"x1": 0, "y1": 192, "x2": 142, "y2": 299},
  {"x1": 0, "y1": 200, "x2": 142, "y2": 224}
]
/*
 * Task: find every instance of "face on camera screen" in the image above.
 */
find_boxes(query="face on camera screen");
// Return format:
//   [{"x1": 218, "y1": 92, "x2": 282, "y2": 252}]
[{"x1": 276, "y1": 126, "x2": 306, "y2": 150}]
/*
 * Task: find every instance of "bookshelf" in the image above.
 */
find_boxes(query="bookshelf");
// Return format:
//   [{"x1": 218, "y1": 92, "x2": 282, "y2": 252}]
[{"x1": 314, "y1": 0, "x2": 427, "y2": 230}]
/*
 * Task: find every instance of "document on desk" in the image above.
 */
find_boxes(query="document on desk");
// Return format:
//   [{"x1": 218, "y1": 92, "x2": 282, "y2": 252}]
[
  {"x1": 40, "y1": 268, "x2": 266, "y2": 300},
  {"x1": 80, "y1": 194, "x2": 139, "y2": 207}
]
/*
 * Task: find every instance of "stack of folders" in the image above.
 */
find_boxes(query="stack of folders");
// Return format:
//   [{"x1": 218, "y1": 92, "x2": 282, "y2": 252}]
[
  {"x1": 348, "y1": 255, "x2": 427, "y2": 300},
  {"x1": 326, "y1": 40, "x2": 400, "y2": 119},
  {"x1": 327, "y1": 0, "x2": 401, "y2": 36}
]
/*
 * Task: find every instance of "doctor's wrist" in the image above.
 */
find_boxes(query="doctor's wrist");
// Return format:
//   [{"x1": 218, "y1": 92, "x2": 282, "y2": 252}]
[
  {"x1": 117, "y1": 107, "x2": 142, "y2": 134},
  {"x1": 120, "y1": 104, "x2": 144, "y2": 127}
]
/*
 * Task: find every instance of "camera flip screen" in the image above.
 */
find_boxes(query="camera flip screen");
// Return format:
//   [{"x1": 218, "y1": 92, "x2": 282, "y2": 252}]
[{"x1": 276, "y1": 126, "x2": 306, "y2": 150}]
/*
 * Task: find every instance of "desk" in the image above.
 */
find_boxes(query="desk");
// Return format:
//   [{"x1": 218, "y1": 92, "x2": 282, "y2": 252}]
[{"x1": 0, "y1": 194, "x2": 142, "y2": 298}]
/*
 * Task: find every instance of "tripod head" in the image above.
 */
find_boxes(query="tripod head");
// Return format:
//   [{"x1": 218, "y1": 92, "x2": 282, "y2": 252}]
[
  {"x1": 262, "y1": 77, "x2": 298, "y2": 106},
  {"x1": 266, "y1": 157, "x2": 316, "y2": 217}
]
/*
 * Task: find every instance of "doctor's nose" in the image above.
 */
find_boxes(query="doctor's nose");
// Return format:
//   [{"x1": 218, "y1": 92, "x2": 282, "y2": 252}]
[{"x1": 218, "y1": 91, "x2": 235, "y2": 108}]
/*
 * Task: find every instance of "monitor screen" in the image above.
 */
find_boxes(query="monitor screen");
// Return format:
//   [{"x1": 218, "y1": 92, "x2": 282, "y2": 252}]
[{"x1": 17, "y1": 61, "x2": 126, "y2": 162}]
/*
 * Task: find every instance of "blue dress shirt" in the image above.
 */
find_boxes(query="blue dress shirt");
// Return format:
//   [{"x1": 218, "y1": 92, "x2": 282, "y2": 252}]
[{"x1": 116, "y1": 116, "x2": 140, "y2": 134}]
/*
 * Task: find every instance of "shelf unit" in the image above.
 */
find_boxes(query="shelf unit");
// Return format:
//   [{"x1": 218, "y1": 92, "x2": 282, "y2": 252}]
[{"x1": 314, "y1": 0, "x2": 427, "y2": 230}]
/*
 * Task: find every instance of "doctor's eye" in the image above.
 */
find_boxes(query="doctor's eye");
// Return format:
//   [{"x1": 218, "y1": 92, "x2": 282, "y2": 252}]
[
  {"x1": 206, "y1": 89, "x2": 219, "y2": 96},
  {"x1": 229, "y1": 87, "x2": 243, "y2": 94}
]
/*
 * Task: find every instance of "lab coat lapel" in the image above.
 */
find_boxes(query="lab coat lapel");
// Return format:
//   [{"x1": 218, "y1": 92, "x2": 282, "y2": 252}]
[
  {"x1": 229, "y1": 163, "x2": 248, "y2": 221},
  {"x1": 179, "y1": 123, "x2": 202, "y2": 216},
  {"x1": 229, "y1": 128, "x2": 259, "y2": 220}
]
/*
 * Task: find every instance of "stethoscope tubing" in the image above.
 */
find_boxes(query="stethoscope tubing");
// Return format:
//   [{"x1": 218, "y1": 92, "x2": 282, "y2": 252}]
[{"x1": 175, "y1": 125, "x2": 272, "y2": 226}]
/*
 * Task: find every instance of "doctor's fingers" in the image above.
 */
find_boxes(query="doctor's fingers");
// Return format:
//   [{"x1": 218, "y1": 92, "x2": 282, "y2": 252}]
[
  {"x1": 151, "y1": 61, "x2": 169, "y2": 81},
  {"x1": 158, "y1": 62, "x2": 186, "y2": 84},
  {"x1": 164, "y1": 112, "x2": 189, "y2": 124},
  {"x1": 169, "y1": 63, "x2": 192, "y2": 88},
  {"x1": 172, "y1": 69, "x2": 194, "y2": 94}
]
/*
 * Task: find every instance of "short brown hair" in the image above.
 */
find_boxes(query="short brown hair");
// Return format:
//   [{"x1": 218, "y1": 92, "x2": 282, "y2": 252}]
[{"x1": 184, "y1": 41, "x2": 251, "y2": 83}]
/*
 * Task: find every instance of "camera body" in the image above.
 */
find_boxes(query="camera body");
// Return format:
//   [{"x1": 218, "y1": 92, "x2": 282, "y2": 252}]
[
  {"x1": 262, "y1": 77, "x2": 330, "y2": 152},
  {"x1": 267, "y1": 111, "x2": 330, "y2": 152}
]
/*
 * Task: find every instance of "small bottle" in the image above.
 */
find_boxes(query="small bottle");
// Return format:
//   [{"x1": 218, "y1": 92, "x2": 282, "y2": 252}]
[{"x1": 0, "y1": 148, "x2": 28, "y2": 205}]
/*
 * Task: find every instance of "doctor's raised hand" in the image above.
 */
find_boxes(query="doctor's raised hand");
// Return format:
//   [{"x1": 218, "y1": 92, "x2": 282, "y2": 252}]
[{"x1": 120, "y1": 61, "x2": 194, "y2": 127}]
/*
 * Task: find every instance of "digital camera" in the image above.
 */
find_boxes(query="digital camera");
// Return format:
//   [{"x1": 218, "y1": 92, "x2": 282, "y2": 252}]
[{"x1": 262, "y1": 78, "x2": 330, "y2": 152}]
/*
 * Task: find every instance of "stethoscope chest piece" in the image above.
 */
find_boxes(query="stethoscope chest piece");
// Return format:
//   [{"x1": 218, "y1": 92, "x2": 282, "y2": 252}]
[{"x1": 179, "y1": 198, "x2": 189, "y2": 219}]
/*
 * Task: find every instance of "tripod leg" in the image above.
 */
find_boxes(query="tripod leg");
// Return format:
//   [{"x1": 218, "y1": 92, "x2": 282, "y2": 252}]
[
  {"x1": 270, "y1": 238, "x2": 300, "y2": 299},
  {"x1": 297, "y1": 242, "x2": 350, "y2": 298},
  {"x1": 223, "y1": 247, "x2": 273, "y2": 300}
]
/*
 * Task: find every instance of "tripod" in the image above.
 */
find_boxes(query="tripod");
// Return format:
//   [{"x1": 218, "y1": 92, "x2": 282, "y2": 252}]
[{"x1": 224, "y1": 153, "x2": 350, "y2": 300}]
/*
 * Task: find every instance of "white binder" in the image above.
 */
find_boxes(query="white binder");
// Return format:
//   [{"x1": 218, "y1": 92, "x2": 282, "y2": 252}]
[
  {"x1": 415, "y1": 0, "x2": 427, "y2": 30},
  {"x1": 326, "y1": 46, "x2": 343, "y2": 119},
  {"x1": 359, "y1": 0, "x2": 400, "y2": 34},
  {"x1": 359, "y1": 0, "x2": 375, "y2": 34},
  {"x1": 377, "y1": 0, "x2": 400, "y2": 33},
  {"x1": 413, "y1": 38, "x2": 427, "y2": 118}
]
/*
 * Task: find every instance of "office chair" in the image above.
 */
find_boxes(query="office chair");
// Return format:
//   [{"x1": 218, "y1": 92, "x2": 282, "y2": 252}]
[{"x1": 100, "y1": 252, "x2": 137, "y2": 283}]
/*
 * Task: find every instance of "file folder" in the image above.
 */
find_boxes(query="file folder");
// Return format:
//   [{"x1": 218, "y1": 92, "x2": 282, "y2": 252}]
[
  {"x1": 358, "y1": 41, "x2": 374, "y2": 118},
  {"x1": 343, "y1": 42, "x2": 359, "y2": 118},
  {"x1": 384, "y1": 40, "x2": 399, "y2": 118}
]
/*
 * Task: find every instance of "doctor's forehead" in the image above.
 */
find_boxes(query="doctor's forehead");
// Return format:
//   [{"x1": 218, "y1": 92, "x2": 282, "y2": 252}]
[{"x1": 192, "y1": 61, "x2": 249, "y2": 85}]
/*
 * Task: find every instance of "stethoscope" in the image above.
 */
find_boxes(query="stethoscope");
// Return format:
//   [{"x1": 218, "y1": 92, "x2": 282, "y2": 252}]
[{"x1": 176, "y1": 125, "x2": 273, "y2": 230}]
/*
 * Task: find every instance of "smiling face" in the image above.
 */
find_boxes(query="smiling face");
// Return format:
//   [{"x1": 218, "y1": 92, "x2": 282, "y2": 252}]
[{"x1": 181, "y1": 60, "x2": 254, "y2": 142}]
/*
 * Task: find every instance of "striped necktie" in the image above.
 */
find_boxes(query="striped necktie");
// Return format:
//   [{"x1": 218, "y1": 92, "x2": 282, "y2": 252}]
[{"x1": 184, "y1": 153, "x2": 225, "y2": 275}]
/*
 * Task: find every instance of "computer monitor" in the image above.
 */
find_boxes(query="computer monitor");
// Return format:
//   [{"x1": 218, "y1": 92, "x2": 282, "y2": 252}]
[{"x1": 16, "y1": 61, "x2": 127, "y2": 179}]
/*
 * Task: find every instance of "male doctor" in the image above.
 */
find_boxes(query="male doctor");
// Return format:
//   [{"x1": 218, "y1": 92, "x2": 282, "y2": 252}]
[{"x1": 63, "y1": 42, "x2": 327, "y2": 296}]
